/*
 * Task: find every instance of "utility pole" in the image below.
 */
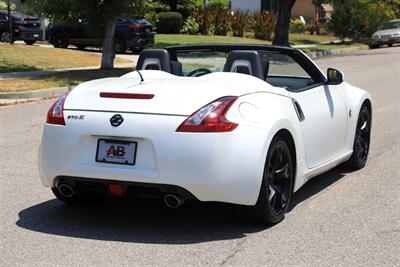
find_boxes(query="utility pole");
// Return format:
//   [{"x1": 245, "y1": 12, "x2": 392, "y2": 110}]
[{"x1": 7, "y1": 0, "x2": 13, "y2": 44}]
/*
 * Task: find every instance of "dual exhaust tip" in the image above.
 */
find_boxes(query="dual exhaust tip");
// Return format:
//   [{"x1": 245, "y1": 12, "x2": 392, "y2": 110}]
[
  {"x1": 58, "y1": 183, "x2": 75, "y2": 198},
  {"x1": 57, "y1": 183, "x2": 185, "y2": 208},
  {"x1": 163, "y1": 194, "x2": 185, "y2": 209}
]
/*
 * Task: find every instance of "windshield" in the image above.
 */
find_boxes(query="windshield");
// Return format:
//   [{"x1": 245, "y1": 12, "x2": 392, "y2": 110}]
[{"x1": 381, "y1": 21, "x2": 400, "y2": 30}]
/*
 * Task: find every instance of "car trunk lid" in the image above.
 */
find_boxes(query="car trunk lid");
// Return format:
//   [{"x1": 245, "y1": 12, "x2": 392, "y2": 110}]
[{"x1": 63, "y1": 71, "x2": 288, "y2": 116}]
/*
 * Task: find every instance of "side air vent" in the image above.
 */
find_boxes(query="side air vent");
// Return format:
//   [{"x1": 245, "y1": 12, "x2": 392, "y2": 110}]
[{"x1": 292, "y1": 99, "x2": 305, "y2": 121}]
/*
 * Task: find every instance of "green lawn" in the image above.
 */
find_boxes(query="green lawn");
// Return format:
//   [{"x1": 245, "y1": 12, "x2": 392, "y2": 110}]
[
  {"x1": 155, "y1": 33, "x2": 341, "y2": 48},
  {"x1": 154, "y1": 34, "x2": 271, "y2": 48},
  {"x1": 289, "y1": 33, "x2": 339, "y2": 45},
  {"x1": 0, "y1": 43, "x2": 129, "y2": 73},
  {"x1": 0, "y1": 68, "x2": 132, "y2": 92}
]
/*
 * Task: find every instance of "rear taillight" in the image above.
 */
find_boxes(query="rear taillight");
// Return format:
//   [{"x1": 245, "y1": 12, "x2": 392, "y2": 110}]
[
  {"x1": 176, "y1": 96, "x2": 239, "y2": 133},
  {"x1": 128, "y1": 25, "x2": 145, "y2": 29},
  {"x1": 46, "y1": 93, "x2": 68, "y2": 125}
]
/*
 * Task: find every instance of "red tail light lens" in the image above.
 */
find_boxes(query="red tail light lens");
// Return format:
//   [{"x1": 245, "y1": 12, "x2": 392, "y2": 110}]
[
  {"x1": 176, "y1": 96, "x2": 239, "y2": 133},
  {"x1": 128, "y1": 25, "x2": 145, "y2": 29},
  {"x1": 46, "y1": 93, "x2": 68, "y2": 125}
]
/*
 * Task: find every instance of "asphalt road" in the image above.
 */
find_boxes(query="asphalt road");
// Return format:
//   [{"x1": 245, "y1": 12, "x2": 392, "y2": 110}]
[{"x1": 1, "y1": 47, "x2": 399, "y2": 266}]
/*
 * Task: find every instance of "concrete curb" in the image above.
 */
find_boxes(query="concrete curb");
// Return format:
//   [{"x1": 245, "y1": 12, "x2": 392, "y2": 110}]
[
  {"x1": 0, "y1": 86, "x2": 70, "y2": 100},
  {"x1": 306, "y1": 45, "x2": 369, "y2": 59}
]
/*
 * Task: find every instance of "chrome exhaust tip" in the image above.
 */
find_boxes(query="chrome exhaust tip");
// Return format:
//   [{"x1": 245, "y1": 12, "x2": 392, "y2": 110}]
[
  {"x1": 58, "y1": 183, "x2": 74, "y2": 198},
  {"x1": 164, "y1": 194, "x2": 184, "y2": 209}
]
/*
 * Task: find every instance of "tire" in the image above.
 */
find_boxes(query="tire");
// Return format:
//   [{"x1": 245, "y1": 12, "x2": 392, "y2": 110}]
[
  {"x1": 388, "y1": 43, "x2": 393, "y2": 47},
  {"x1": 113, "y1": 36, "x2": 127, "y2": 54},
  {"x1": 51, "y1": 186, "x2": 104, "y2": 204},
  {"x1": 24, "y1": 40, "x2": 36, "y2": 45},
  {"x1": 346, "y1": 105, "x2": 371, "y2": 169},
  {"x1": 369, "y1": 44, "x2": 378, "y2": 49},
  {"x1": 75, "y1": 44, "x2": 86, "y2": 50},
  {"x1": 248, "y1": 136, "x2": 294, "y2": 224},
  {"x1": 52, "y1": 32, "x2": 69, "y2": 48},
  {"x1": 1, "y1": 31, "x2": 13, "y2": 43}
]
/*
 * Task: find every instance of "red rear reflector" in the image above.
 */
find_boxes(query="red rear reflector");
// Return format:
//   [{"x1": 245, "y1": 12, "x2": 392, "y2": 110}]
[
  {"x1": 108, "y1": 183, "x2": 124, "y2": 197},
  {"x1": 128, "y1": 25, "x2": 145, "y2": 29},
  {"x1": 100, "y1": 92, "x2": 154, "y2": 99}
]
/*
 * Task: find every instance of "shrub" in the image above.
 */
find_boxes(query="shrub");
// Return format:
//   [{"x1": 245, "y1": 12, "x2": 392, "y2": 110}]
[
  {"x1": 289, "y1": 19, "x2": 305, "y2": 34},
  {"x1": 180, "y1": 16, "x2": 200, "y2": 34},
  {"x1": 193, "y1": 7, "x2": 214, "y2": 35},
  {"x1": 155, "y1": 12, "x2": 183, "y2": 34},
  {"x1": 230, "y1": 10, "x2": 249, "y2": 37},
  {"x1": 208, "y1": 0, "x2": 229, "y2": 10},
  {"x1": 144, "y1": 11, "x2": 157, "y2": 24},
  {"x1": 305, "y1": 19, "x2": 320, "y2": 35},
  {"x1": 213, "y1": 9, "x2": 230, "y2": 36},
  {"x1": 251, "y1": 12, "x2": 277, "y2": 41}
]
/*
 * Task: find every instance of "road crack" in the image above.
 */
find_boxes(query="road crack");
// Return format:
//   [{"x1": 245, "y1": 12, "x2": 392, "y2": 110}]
[{"x1": 220, "y1": 237, "x2": 248, "y2": 266}]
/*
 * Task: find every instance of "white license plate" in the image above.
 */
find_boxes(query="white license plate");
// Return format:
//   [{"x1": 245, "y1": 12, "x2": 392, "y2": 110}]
[
  {"x1": 33, "y1": 34, "x2": 39, "y2": 38},
  {"x1": 96, "y1": 139, "x2": 137, "y2": 165}
]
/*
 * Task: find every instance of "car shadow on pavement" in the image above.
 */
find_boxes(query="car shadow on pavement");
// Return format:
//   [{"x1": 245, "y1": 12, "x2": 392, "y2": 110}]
[
  {"x1": 16, "y1": 164, "x2": 354, "y2": 244},
  {"x1": 16, "y1": 198, "x2": 269, "y2": 244}
]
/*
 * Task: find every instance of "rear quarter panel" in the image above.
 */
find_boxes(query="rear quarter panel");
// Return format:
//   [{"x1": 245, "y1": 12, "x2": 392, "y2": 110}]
[{"x1": 227, "y1": 91, "x2": 307, "y2": 191}]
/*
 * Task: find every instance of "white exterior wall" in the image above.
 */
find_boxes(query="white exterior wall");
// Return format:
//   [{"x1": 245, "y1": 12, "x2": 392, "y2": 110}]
[{"x1": 230, "y1": 0, "x2": 261, "y2": 13}]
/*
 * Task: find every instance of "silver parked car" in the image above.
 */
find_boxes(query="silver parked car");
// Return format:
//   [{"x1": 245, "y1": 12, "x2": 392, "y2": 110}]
[{"x1": 370, "y1": 19, "x2": 400, "y2": 49}]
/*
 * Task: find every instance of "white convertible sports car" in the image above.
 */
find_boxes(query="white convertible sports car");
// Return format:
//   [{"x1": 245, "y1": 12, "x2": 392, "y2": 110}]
[{"x1": 39, "y1": 44, "x2": 372, "y2": 223}]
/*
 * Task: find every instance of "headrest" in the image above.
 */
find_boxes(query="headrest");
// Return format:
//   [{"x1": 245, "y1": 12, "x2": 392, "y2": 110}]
[
  {"x1": 136, "y1": 49, "x2": 172, "y2": 73},
  {"x1": 170, "y1": 61, "x2": 183, "y2": 76},
  {"x1": 223, "y1": 50, "x2": 266, "y2": 80}
]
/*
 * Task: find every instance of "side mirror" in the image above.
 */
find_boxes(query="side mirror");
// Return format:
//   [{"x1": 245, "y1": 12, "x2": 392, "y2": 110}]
[{"x1": 327, "y1": 68, "x2": 344, "y2": 85}]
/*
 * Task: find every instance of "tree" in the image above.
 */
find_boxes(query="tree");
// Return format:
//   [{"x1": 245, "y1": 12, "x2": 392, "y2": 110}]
[
  {"x1": 328, "y1": 0, "x2": 397, "y2": 40},
  {"x1": 23, "y1": 0, "x2": 130, "y2": 69},
  {"x1": 273, "y1": 0, "x2": 296, "y2": 46}
]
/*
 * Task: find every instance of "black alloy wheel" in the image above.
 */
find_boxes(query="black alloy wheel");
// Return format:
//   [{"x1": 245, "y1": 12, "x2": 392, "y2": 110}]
[
  {"x1": 1, "y1": 32, "x2": 13, "y2": 43},
  {"x1": 250, "y1": 136, "x2": 294, "y2": 224},
  {"x1": 347, "y1": 105, "x2": 371, "y2": 169},
  {"x1": 52, "y1": 32, "x2": 69, "y2": 48}
]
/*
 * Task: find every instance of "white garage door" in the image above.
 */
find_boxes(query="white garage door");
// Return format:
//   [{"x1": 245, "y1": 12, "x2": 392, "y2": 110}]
[{"x1": 230, "y1": 0, "x2": 261, "y2": 13}]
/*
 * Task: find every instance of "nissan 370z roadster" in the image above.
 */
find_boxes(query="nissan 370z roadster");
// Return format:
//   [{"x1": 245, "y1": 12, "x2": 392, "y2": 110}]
[{"x1": 39, "y1": 44, "x2": 372, "y2": 224}]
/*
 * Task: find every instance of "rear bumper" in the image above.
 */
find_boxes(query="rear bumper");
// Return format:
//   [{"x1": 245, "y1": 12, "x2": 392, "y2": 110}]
[{"x1": 39, "y1": 111, "x2": 268, "y2": 206}]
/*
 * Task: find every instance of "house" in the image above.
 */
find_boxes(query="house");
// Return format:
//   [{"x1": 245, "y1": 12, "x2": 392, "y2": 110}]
[{"x1": 229, "y1": 0, "x2": 333, "y2": 21}]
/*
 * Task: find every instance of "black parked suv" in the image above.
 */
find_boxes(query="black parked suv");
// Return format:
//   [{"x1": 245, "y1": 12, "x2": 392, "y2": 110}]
[
  {"x1": 47, "y1": 17, "x2": 155, "y2": 53},
  {"x1": 0, "y1": 10, "x2": 42, "y2": 44}
]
